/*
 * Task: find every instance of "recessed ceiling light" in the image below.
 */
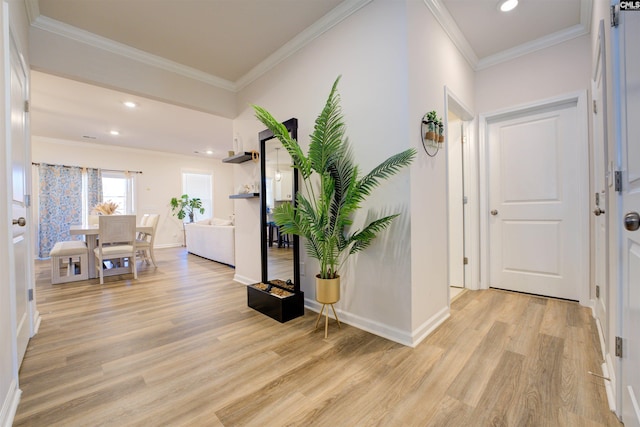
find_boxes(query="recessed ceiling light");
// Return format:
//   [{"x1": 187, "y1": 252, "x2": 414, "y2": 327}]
[
  {"x1": 123, "y1": 101, "x2": 137, "y2": 108},
  {"x1": 205, "y1": 150, "x2": 213, "y2": 155},
  {"x1": 110, "y1": 130, "x2": 120, "y2": 136},
  {"x1": 498, "y1": 0, "x2": 518, "y2": 12}
]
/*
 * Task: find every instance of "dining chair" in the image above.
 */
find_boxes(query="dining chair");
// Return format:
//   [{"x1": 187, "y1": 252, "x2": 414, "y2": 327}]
[
  {"x1": 95, "y1": 215, "x2": 137, "y2": 284},
  {"x1": 136, "y1": 214, "x2": 159, "y2": 266}
]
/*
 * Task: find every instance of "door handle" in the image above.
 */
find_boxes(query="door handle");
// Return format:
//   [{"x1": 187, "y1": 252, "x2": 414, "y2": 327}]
[
  {"x1": 490, "y1": 209, "x2": 498, "y2": 216},
  {"x1": 594, "y1": 207, "x2": 605, "y2": 216},
  {"x1": 12, "y1": 217, "x2": 26, "y2": 227},
  {"x1": 624, "y1": 212, "x2": 640, "y2": 231}
]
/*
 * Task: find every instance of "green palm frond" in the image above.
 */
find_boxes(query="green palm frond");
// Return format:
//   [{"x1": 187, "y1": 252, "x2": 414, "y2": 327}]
[
  {"x1": 253, "y1": 76, "x2": 414, "y2": 279},
  {"x1": 253, "y1": 105, "x2": 312, "y2": 180},
  {"x1": 356, "y1": 149, "x2": 416, "y2": 200},
  {"x1": 347, "y1": 214, "x2": 399, "y2": 255}
]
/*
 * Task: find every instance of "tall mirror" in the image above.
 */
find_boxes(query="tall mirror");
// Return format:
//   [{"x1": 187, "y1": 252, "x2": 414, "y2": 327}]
[{"x1": 259, "y1": 118, "x2": 300, "y2": 293}]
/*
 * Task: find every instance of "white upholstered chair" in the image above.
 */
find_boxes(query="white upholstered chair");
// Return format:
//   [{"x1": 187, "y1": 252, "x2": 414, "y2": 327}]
[
  {"x1": 136, "y1": 214, "x2": 159, "y2": 266},
  {"x1": 94, "y1": 215, "x2": 137, "y2": 285}
]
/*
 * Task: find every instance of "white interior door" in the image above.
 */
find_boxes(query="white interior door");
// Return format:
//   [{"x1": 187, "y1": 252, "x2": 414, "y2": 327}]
[
  {"x1": 10, "y1": 35, "x2": 30, "y2": 365},
  {"x1": 487, "y1": 99, "x2": 585, "y2": 301},
  {"x1": 592, "y1": 19, "x2": 610, "y2": 344},
  {"x1": 448, "y1": 118, "x2": 464, "y2": 288},
  {"x1": 617, "y1": 7, "x2": 640, "y2": 426}
]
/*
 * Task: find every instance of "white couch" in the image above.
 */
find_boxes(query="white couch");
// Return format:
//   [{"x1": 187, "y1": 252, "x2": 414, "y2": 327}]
[{"x1": 184, "y1": 218, "x2": 235, "y2": 267}]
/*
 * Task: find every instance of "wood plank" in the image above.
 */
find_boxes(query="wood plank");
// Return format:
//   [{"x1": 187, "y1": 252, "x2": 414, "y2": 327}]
[{"x1": 12, "y1": 249, "x2": 621, "y2": 426}]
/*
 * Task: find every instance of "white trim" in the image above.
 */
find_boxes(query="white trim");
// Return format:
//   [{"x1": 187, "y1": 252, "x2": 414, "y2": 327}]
[
  {"x1": 29, "y1": 0, "x2": 373, "y2": 93},
  {"x1": 233, "y1": 274, "x2": 258, "y2": 286},
  {"x1": 595, "y1": 313, "x2": 618, "y2": 412},
  {"x1": 444, "y1": 87, "x2": 478, "y2": 292},
  {"x1": 24, "y1": 0, "x2": 38, "y2": 24},
  {"x1": 0, "y1": 380, "x2": 20, "y2": 427},
  {"x1": 478, "y1": 91, "x2": 590, "y2": 304},
  {"x1": 235, "y1": 0, "x2": 373, "y2": 90},
  {"x1": 30, "y1": 15, "x2": 237, "y2": 92},
  {"x1": 304, "y1": 299, "x2": 430, "y2": 347},
  {"x1": 154, "y1": 242, "x2": 183, "y2": 250},
  {"x1": 476, "y1": 24, "x2": 589, "y2": 70},
  {"x1": 423, "y1": 0, "x2": 592, "y2": 71},
  {"x1": 422, "y1": 0, "x2": 478, "y2": 68},
  {"x1": 410, "y1": 306, "x2": 450, "y2": 347}
]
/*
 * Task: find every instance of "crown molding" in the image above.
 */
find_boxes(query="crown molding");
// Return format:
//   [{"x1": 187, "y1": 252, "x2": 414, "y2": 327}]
[
  {"x1": 422, "y1": 0, "x2": 478, "y2": 68},
  {"x1": 475, "y1": 23, "x2": 589, "y2": 70},
  {"x1": 29, "y1": 0, "x2": 372, "y2": 94},
  {"x1": 235, "y1": 0, "x2": 373, "y2": 91},
  {"x1": 423, "y1": 0, "x2": 592, "y2": 71},
  {"x1": 30, "y1": 15, "x2": 237, "y2": 92},
  {"x1": 24, "y1": 0, "x2": 40, "y2": 24}
]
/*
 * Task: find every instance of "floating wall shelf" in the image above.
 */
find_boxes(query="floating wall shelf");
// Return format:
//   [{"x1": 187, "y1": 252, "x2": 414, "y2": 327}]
[
  {"x1": 222, "y1": 152, "x2": 257, "y2": 164},
  {"x1": 229, "y1": 193, "x2": 259, "y2": 199}
]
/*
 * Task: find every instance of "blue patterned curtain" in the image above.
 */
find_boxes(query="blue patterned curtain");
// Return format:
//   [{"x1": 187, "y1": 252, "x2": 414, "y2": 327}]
[
  {"x1": 87, "y1": 167, "x2": 103, "y2": 212},
  {"x1": 38, "y1": 164, "x2": 83, "y2": 258}
]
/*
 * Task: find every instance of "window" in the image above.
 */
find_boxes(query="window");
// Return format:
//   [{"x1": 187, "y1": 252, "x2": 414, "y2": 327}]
[
  {"x1": 182, "y1": 172, "x2": 212, "y2": 221},
  {"x1": 102, "y1": 171, "x2": 135, "y2": 215}
]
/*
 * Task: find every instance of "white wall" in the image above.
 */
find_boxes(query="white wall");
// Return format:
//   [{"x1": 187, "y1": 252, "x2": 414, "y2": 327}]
[
  {"x1": 31, "y1": 137, "x2": 235, "y2": 248},
  {"x1": 407, "y1": 0, "x2": 475, "y2": 341},
  {"x1": 475, "y1": 35, "x2": 592, "y2": 114},
  {"x1": 231, "y1": 0, "x2": 475, "y2": 345},
  {"x1": 235, "y1": 0, "x2": 414, "y2": 339}
]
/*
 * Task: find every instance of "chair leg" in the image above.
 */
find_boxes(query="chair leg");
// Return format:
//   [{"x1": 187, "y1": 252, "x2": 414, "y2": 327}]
[
  {"x1": 98, "y1": 261, "x2": 104, "y2": 285},
  {"x1": 149, "y1": 248, "x2": 157, "y2": 267}
]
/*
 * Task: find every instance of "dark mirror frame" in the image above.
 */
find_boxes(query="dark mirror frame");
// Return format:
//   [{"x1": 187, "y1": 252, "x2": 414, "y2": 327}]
[{"x1": 259, "y1": 117, "x2": 300, "y2": 292}]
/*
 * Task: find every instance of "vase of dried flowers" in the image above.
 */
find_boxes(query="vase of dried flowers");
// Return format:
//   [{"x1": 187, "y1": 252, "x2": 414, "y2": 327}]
[{"x1": 92, "y1": 201, "x2": 119, "y2": 215}]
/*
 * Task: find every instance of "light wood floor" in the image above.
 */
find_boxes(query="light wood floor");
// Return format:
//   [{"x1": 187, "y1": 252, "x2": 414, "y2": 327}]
[{"x1": 14, "y1": 247, "x2": 621, "y2": 426}]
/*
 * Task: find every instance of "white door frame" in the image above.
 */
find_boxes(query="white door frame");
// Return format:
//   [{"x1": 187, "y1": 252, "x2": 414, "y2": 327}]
[
  {"x1": 478, "y1": 92, "x2": 590, "y2": 305},
  {"x1": 444, "y1": 87, "x2": 478, "y2": 291}
]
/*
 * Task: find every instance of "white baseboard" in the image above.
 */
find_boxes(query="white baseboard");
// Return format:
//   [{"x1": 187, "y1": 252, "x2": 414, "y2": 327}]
[
  {"x1": 594, "y1": 311, "x2": 617, "y2": 413},
  {"x1": 0, "y1": 380, "x2": 21, "y2": 427},
  {"x1": 602, "y1": 357, "x2": 616, "y2": 413},
  {"x1": 410, "y1": 306, "x2": 450, "y2": 347},
  {"x1": 155, "y1": 243, "x2": 183, "y2": 249},
  {"x1": 233, "y1": 274, "x2": 257, "y2": 285},
  {"x1": 32, "y1": 309, "x2": 41, "y2": 335},
  {"x1": 304, "y1": 299, "x2": 449, "y2": 347}
]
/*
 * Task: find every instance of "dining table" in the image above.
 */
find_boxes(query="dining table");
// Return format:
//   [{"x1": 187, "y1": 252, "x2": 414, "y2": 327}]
[{"x1": 70, "y1": 223, "x2": 153, "y2": 279}]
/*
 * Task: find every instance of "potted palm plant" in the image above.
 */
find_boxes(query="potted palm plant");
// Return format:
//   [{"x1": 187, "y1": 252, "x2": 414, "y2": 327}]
[
  {"x1": 253, "y1": 76, "x2": 415, "y2": 335},
  {"x1": 170, "y1": 194, "x2": 204, "y2": 223}
]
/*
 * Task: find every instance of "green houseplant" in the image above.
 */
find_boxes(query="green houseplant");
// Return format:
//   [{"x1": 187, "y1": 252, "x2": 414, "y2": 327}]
[
  {"x1": 253, "y1": 76, "x2": 415, "y2": 335},
  {"x1": 170, "y1": 194, "x2": 204, "y2": 223}
]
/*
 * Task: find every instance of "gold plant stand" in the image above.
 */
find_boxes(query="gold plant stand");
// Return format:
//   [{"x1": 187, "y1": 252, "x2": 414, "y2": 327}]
[{"x1": 315, "y1": 304, "x2": 341, "y2": 339}]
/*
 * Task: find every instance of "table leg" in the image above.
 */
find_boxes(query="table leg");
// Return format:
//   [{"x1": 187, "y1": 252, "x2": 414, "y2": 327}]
[{"x1": 85, "y1": 234, "x2": 98, "y2": 279}]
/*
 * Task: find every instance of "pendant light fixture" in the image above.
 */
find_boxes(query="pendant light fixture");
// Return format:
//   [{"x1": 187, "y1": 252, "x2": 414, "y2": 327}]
[{"x1": 275, "y1": 147, "x2": 282, "y2": 182}]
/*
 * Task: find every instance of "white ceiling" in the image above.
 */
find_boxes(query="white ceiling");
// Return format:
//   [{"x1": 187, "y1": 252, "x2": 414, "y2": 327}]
[{"x1": 29, "y1": 0, "x2": 589, "y2": 158}]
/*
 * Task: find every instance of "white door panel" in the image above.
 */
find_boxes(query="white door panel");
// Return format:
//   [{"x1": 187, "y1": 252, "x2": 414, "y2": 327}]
[
  {"x1": 592, "y1": 20, "x2": 609, "y2": 345},
  {"x1": 488, "y1": 102, "x2": 583, "y2": 300},
  {"x1": 10, "y1": 33, "x2": 30, "y2": 365},
  {"x1": 617, "y1": 7, "x2": 640, "y2": 426}
]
